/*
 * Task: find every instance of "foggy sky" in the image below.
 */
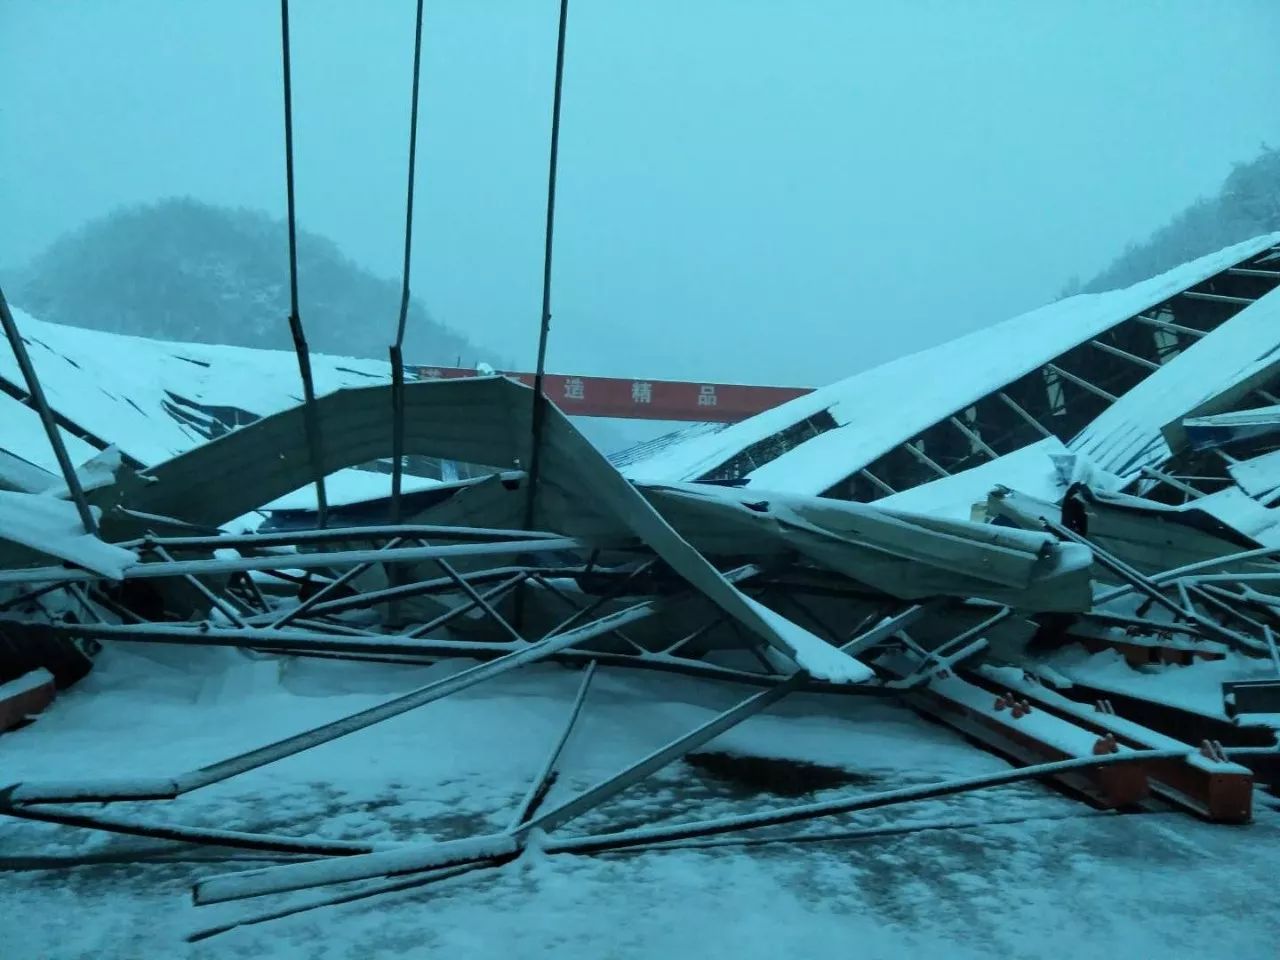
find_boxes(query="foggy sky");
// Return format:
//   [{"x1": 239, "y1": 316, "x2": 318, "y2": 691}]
[{"x1": 5, "y1": 0, "x2": 1280, "y2": 388}]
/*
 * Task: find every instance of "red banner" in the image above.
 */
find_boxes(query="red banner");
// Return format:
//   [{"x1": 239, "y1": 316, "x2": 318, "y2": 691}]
[{"x1": 412, "y1": 366, "x2": 811, "y2": 423}]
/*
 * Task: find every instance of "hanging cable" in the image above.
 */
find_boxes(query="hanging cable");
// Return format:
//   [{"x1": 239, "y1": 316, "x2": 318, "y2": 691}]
[
  {"x1": 389, "y1": 0, "x2": 427, "y2": 527},
  {"x1": 0, "y1": 284, "x2": 97, "y2": 535},
  {"x1": 522, "y1": 0, "x2": 571, "y2": 531},
  {"x1": 279, "y1": 0, "x2": 329, "y2": 529}
]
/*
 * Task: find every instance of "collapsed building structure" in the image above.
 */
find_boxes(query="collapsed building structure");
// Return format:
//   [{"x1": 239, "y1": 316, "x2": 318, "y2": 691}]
[{"x1": 3, "y1": 233, "x2": 1280, "y2": 930}]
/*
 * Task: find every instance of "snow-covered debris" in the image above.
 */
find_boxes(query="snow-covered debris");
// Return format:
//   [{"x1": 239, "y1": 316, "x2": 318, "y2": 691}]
[{"x1": 0, "y1": 490, "x2": 135, "y2": 578}]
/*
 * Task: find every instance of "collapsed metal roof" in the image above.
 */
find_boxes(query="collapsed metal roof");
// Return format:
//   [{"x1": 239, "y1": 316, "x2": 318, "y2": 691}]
[{"x1": 3, "y1": 234, "x2": 1280, "y2": 928}]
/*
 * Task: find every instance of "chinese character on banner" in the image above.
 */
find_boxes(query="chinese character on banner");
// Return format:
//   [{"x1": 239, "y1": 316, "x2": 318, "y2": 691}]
[
  {"x1": 422, "y1": 368, "x2": 444, "y2": 380},
  {"x1": 631, "y1": 381, "x2": 653, "y2": 404},
  {"x1": 697, "y1": 384, "x2": 718, "y2": 407},
  {"x1": 564, "y1": 377, "x2": 586, "y2": 400}
]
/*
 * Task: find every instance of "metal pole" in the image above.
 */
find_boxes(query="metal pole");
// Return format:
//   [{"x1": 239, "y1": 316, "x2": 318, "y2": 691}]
[
  {"x1": 0, "y1": 283, "x2": 97, "y2": 534},
  {"x1": 523, "y1": 0, "x2": 571, "y2": 531},
  {"x1": 389, "y1": 0, "x2": 427, "y2": 526},
  {"x1": 279, "y1": 0, "x2": 330, "y2": 529}
]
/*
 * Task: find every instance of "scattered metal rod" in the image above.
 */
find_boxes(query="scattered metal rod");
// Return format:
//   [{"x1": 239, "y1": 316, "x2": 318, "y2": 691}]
[
  {"x1": 542, "y1": 747, "x2": 1255, "y2": 857},
  {"x1": 218, "y1": 644, "x2": 833, "y2": 693},
  {"x1": 595, "y1": 808, "x2": 1119, "y2": 856},
  {"x1": 1264, "y1": 625, "x2": 1280, "y2": 675},
  {"x1": 116, "y1": 507, "x2": 222, "y2": 534},
  {"x1": 19, "y1": 616, "x2": 868, "y2": 693},
  {"x1": 66, "y1": 585, "x2": 108, "y2": 625},
  {"x1": 1178, "y1": 572, "x2": 1280, "y2": 586},
  {"x1": 435, "y1": 557, "x2": 526, "y2": 645},
  {"x1": 83, "y1": 586, "x2": 146, "y2": 624},
  {"x1": 528, "y1": 569, "x2": 654, "y2": 653},
  {"x1": 194, "y1": 832, "x2": 521, "y2": 904},
  {"x1": 514, "y1": 669, "x2": 806, "y2": 839},
  {"x1": 1184, "y1": 584, "x2": 1272, "y2": 646},
  {"x1": 531, "y1": 559, "x2": 698, "y2": 646},
  {"x1": 840, "y1": 603, "x2": 936, "y2": 659},
  {"x1": 187, "y1": 860, "x2": 497, "y2": 943},
  {"x1": 0, "y1": 283, "x2": 98, "y2": 535},
  {"x1": 404, "y1": 574, "x2": 529, "y2": 639},
  {"x1": 191, "y1": 804, "x2": 1112, "y2": 941},
  {"x1": 22, "y1": 620, "x2": 526, "y2": 657},
  {"x1": 114, "y1": 524, "x2": 576, "y2": 552},
  {"x1": 659, "y1": 613, "x2": 726, "y2": 657},
  {"x1": 887, "y1": 638, "x2": 989, "y2": 690},
  {"x1": 508, "y1": 661, "x2": 597, "y2": 829},
  {"x1": 1077, "y1": 609, "x2": 1209, "y2": 640},
  {"x1": 193, "y1": 670, "x2": 603, "y2": 940},
  {"x1": 0, "y1": 538, "x2": 596, "y2": 586},
  {"x1": 268, "y1": 537, "x2": 405, "y2": 630},
  {"x1": 1095, "y1": 545, "x2": 1280, "y2": 605},
  {"x1": 289, "y1": 618, "x2": 386, "y2": 638},
  {"x1": 4, "y1": 596, "x2": 689, "y2": 805},
  {"x1": 149, "y1": 544, "x2": 249, "y2": 629},
  {"x1": 202, "y1": 614, "x2": 887, "y2": 902},
  {"x1": 0, "y1": 803, "x2": 386, "y2": 858},
  {"x1": 1140, "y1": 466, "x2": 1206, "y2": 500},
  {"x1": 1046, "y1": 518, "x2": 1194, "y2": 624},
  {"x1": 0, "y1": 580, "x2": 70, "y2": 613},
  {"x1": 259, "y1": 566, "x2": 544, "y2": 622},
  {"x1": 195, "y1": 746, "x2": 1252, "y2": 904}
]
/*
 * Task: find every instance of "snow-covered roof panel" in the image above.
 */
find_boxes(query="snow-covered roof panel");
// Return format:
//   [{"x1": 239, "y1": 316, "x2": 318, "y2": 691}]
[
  {"x1": 0, "y1": 306, "x2": 392, "y2": 467},
  {"x1": 1069, "y1": 284, "x2": 1280, "y2": 479},
  {"x1": 623, "y1": 232, "x2": 1280, "y2": 491}
]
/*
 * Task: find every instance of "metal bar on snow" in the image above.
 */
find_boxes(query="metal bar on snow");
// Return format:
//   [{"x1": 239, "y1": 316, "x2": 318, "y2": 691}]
[{"x1": 508, "y1": 661, "x2": 597, "y2": 829}]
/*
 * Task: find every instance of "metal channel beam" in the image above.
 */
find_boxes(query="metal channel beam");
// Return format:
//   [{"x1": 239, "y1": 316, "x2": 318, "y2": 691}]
[{"x1": 1181, "y1": 291, "x2": 1255, "y2": 306}]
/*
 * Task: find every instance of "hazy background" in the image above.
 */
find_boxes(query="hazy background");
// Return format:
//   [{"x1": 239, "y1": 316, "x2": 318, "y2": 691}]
[{"x1": 5, "y1": 0, "x2": 1280, "y2": 388}]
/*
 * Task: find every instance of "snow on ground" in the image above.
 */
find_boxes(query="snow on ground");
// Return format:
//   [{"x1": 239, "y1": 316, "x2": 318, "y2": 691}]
[{"x1": 2, "y1": 644, "x2": 1279, "y2": 959}]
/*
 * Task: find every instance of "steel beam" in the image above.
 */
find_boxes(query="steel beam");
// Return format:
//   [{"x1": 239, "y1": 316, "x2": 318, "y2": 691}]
[
  {"x1": 996, "y1": 391, "x2": 1054, "y2": 439},
  {"x1": 1088, "y1": 339, "x2": 1160, "y2": 371},
  {"x1": 0, "y1": 538, "x2": 595, "y2": 586},
  {"x1": 1045, "y1": 363, "x2": 1117, "y2": 403},
  {"x1": 1181, "y1": 290, "x2": 1255, "y2": 306},
  {"x1": 1134, "y1": 314, "x2": 1206, "y2": 338},
  {"x1": 0, "y1": 284, "x2": 97, "y2": 534},
  {"x1": 113, "y1": 524, "x2": 577, "y2": 552},
  {"x1": 902, "y1": 441, "x2": 950, "y2": 478},
  {"x1": 948, "y1": 416, "x2": 999, "y2": 459},
  {"x1": 3, "y1": 595, "x2": 691, "y2": 804},
  {"x1": 508, "y1": 661, "x2": 596, "y2": 829},
  {"x1": 859, "y1": 469, "x2": 897, "y2": 496}
]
